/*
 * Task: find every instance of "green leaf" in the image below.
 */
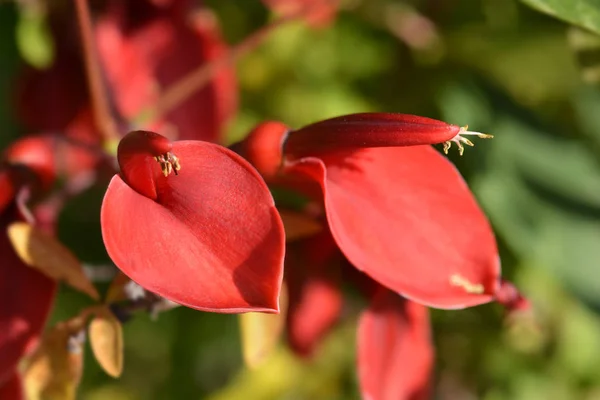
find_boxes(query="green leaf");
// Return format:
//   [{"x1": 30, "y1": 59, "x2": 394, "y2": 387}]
[
  {"x1": 520, "y1": 0, "x2": 600, "y2": 35},
  {"x1": 473, "y1": 114, "x2": 600, "y2": 306},
  {"x1": 16, "y1": 8, "x2": 53, "y2": 69}
]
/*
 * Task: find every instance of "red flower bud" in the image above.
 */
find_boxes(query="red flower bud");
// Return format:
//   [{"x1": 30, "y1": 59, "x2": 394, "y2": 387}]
[
  {"x1": 284, "y1": 113, "x2": 464, "y2": 158},
  {"x1": 101, "y1": 131, "x2": 285, "y2": 313}
]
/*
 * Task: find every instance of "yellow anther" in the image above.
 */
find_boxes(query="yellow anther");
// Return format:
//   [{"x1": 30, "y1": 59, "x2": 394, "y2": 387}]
[
  {"x1": 449, "y1": 274, "x2": 485, "y2": 294},
  {"x1": 154, "y1": 151, "x2": 181, "y2": 177}
]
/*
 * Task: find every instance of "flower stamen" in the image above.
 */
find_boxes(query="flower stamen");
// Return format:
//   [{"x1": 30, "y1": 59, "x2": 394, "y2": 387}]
[
  {"x1": 154, "y1": 152, "x2": 181, "y2": 177},
  {"x1": 449, "y1": 274, "x2": 484, "y2": 294},
  {"x1": 443, "y1": 125, "x2": 494, "y2": 156}
]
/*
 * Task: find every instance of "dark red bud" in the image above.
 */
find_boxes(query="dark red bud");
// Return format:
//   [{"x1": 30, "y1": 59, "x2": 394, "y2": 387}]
[
  {"x1": 495, "y1": 280, "x2": 529, "y2": 313},
  {"x1": 117, "y1": 130, "x2": 176, "y2": 200},
  {"x1": 284, "y1": 113, "x2": 461, "y2": 159}
]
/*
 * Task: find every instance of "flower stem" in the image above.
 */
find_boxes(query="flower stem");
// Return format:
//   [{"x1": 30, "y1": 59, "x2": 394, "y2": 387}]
[
  {"x1": 148, "y1": 11, "x2": 302, "y2": 124},
  {"x1": 74, "y1": 0, "x2": 119, "y2": 145}
]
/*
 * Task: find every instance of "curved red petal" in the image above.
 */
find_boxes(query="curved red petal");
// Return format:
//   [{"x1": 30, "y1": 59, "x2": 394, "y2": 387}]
[
  {"x1": 101, "y1": 141, "x2": 285, "y2": 313},
  {"x1": 357, "y1": 289, "x2": 433, "y2": 400},
  {"x1": 0, "y1": 372, "x2": 24, "y2": 400},
  {"x1": 0, "y1": 209, "x2": 57, "y2": 383},
  {"x1": 286, "y1": 146, "x2": 499, "y2": 308},
  {"x1": 286, "y1": 231, "x2": 343, "y2": 356}
]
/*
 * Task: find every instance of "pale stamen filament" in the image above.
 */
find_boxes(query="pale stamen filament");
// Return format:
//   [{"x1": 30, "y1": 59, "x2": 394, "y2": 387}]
[{"x1": 443, "y1": 125, "x2": 494, "y2": 156}]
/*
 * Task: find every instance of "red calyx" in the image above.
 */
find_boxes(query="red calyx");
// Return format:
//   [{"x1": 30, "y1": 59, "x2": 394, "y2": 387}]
[{"x1": 284, "y1": 113, "x2": 461, "y2": 159}]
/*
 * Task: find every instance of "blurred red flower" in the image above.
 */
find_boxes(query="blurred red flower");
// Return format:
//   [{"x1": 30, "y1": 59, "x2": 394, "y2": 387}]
[
  {"x1": 15, "y1": 0, "x2": 236, "y2": 144},
  {"x1": 262, "y1": 0, "x2": 339, "y2": 26},
  {"x1": 0, "y1": 137, "x2": 58, "y2": 388},
  {"x1": 285, "y1": 230, "x2": 433, "y2": 399}
]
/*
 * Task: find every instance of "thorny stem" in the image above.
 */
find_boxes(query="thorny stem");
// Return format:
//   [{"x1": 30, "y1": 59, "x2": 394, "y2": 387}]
[
  {"x1": 147, "y1": 11, "x2": 304, "y2": 124},
  {"x1": 74, "y1": 0, "x2": 119, "y2": 145}
]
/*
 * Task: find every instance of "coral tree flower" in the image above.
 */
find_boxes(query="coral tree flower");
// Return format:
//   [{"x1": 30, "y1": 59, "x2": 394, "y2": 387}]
[
  {"x1": 0, "y1": 136, "x2": 58, "y2": 390},
  {"x1": 101, "y1": 131, "x2": 285, "y2": 313},
  {"x1": 236, "y1": 112, "x2": 503, "y2": 309}
]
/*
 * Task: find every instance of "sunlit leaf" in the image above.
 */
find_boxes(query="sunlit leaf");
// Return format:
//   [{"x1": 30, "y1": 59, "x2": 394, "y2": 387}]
[
  {"x1": 89, "y1": 307, "x2": 124, "y2": 378},
  {"x1": 23, "y1": 317, "x2": 86, "y2": 400},
  {"x1": 7, "y1": 222, "x2": 99, "y2": 300},
  {"x1": 520, "y1": 0, "x2": 600, "y2": 35},
  {"x1": 567, "y1": 27, "x2": 600, "y2": 84},
  {"x1": 239, "y1": 285, "x2": 288, "y2": 369}
]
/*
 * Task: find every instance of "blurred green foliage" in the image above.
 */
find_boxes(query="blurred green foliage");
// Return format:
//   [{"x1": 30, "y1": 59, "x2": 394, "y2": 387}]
[{"x1": 6, "y1": 0, "x2": 600, "y2": 398}]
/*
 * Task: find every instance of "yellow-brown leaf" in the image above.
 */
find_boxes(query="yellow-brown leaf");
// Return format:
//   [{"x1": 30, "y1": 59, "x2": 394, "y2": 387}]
[
  {"x1": 89, "y1": 307, "x2": 124, "y2": 378},
  {"x1": 23, "y1": 317, "x2": 86, "y2": 400},
  {"x1": 239, "y1": 284, "x2": 288, "y2": 369},
  {"x1": 7, "y1": 222, "x2": 99, "y2": 300}
]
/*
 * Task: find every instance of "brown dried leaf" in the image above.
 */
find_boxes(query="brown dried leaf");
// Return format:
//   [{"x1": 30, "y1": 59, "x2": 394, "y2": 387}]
[
  {"x1": 23, "y1": 317, "x2": 86, "y2": 400},
  {"x1": 7, "y1": 222, "x2": 99, "y2": 300},
  {"x1": 279, "y1": 210, "x2": 322, "y2": 242},
  {"x1": 239, "y1": 284, "x2": 288, "y2": 369},
  {"x1": 89, "y1": 307, "x2": 124, "y2": 377}
]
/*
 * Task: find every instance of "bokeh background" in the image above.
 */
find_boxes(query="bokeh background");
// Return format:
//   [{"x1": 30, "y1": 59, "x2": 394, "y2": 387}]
[{"x1": 3, "y1": 0, "x2": 600, "y2": 399}]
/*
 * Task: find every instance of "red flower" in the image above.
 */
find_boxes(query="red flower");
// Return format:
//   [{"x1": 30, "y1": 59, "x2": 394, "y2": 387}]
[
  {"x1": 0, "y1": 137, "x2": 58, "y2": 386},
  {"x1": 237, "y1": 113, "x2": 501, "y2": 309},
  {"x1": 284, "y1": 230, "x2": 433, "y2": 399},
  {"x1": 100, "y1": 131, "x2": 285, "y2": 313},
  {"x1": 262, "y1": 0, "x2": 339, "y2": 26}
]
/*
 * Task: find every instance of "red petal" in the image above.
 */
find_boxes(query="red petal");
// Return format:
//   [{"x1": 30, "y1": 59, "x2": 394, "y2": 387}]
[
  {"x1": 285, "y1": 113, "x2": 460, "y2": 159},
  {"x1": 0, "y1": 209, "x2": 56, "y2": 383},
  {"x1": 357, "y1": 288, "x2": 433, "y2": 400},
  {"x1": 101, "y1": 141, "x2": 285, "y2": 312},
  {"x1": 0, "y1": 372, "x2": 23, "y2": 400},
  {"x1": 286, "y1": 146, "x2": 499, "y2": 308},
  {"x1": 286, "y1": 231, "x2": 343, "y2": 356}
]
